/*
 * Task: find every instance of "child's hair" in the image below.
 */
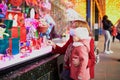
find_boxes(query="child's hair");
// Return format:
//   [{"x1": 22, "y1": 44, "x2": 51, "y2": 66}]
[
  {"x1": 103, "y1": 15, "x2": 108, "y2": 20},
  {"x1": 72, "y1": 20, "x2": 91, "y2": 35}
]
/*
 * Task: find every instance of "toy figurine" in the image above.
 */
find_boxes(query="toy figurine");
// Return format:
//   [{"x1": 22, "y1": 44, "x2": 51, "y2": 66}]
[
  {"x1": 0, "y1": 19, "x2": 9, "y2": 39},
  {"x1": 20, "y1": 41, "x2": 33, "y2": 58},
  {"x1": 20, "y1": 41, "x2": 32, "y2": 53}
]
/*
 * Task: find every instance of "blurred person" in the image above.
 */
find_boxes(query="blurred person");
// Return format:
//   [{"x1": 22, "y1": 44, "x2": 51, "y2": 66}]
[
  {"x1": 115, "y1": 19, "x2": 120, "y2": 41},
  {"x1": 47, "y1": 19, "x2": 95, "y2": 80},
  {"x1": 102, "y1": 15, "x2": 113, "y2": 54}
]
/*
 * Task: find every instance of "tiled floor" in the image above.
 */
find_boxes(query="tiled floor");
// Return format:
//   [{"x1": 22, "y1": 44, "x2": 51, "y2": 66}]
[{"x1": 94, "y1": 35, "x2": 120, "y2": 80}]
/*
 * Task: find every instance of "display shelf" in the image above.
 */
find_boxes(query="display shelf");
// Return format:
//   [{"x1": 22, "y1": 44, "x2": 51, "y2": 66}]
[
  {"x1": 0, "y1": 53, "x2": 60, "y2": 80},
  {"x1": 0, "y1": 46, "x2": 52, "y2": 71}
]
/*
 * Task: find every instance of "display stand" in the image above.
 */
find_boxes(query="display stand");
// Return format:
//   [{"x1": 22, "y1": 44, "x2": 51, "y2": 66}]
[{"x1": 0, "y1": 46, "x2": 61, "y2": 80}]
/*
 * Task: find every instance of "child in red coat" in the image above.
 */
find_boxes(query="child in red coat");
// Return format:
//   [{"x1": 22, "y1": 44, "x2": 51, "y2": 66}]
[
  {"x1": 68, "y1": 27, "x2": 90, "y2": 80},
  {"x1": 47, "y1": 21, "x2": 95, "y2": 80}
]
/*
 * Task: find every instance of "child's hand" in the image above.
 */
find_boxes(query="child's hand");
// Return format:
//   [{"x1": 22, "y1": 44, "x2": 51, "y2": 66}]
[{"x1": 47, "y1": 40, "x2": 56, "y2": 49}]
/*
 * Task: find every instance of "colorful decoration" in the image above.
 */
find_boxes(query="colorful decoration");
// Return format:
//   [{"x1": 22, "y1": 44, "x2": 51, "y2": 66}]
[
  {"x1": 20, "y1": 42, "x2": 31, "y2": 58},
  {"x1": 0, "y1": 0, "x2": 55, "y2": 60},
  {"x1": 25, "y1": 18, "x2": 38, "y2": 29},
  {"x1": 0, "y1": 23, "x2": 9, "y2": 39},
  {"x1": 30, "y1": 8, "x2": 35, "y2": 19},
  {"x1": 6, "y1": 11, "x2": 24, "y2": 27},
  {"x1": 6, "y1": 48, "x2": 12, "y2": 56},
  {"x1": 0, "y1": 1, "x2": 7, "y2": 15},
  {"x1": 25, "y1": 0, "x2": 38, "y2": 6},
  {"x1": 0, "y1": 39, "x2": 9, "y2": 54},
  {"x1": 37, "y1": 19, "x2": 49, "y2": 33},
  {"x1": 10, "y1": 0, "x2": 23, "y2": 7},
  {"x1": 20, "y1": 42, "x2": 32, "y2": 54},
  {"x1": 12, "y1": 14, "x2": 18, "y2": 27},
  {"x1": 0, "y1": 13, "x2": 5, "y2": 19},
  {"x1": 4, "y1": 20, "x2": 13, "y2": 29},
  {"x1": 11, "y1": 27, "x2": 19, "y2": 38},
  {"x1": 41, "y1": 0, "x2": 51, "y2": 11},
  {"x1": 25, "y1": 18, "x2": 39, "y2": 40}
]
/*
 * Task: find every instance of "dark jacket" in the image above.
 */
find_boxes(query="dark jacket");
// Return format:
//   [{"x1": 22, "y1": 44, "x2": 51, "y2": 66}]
[{"x1": 102, "y1": 19, "x2": 113, "y2": 31}]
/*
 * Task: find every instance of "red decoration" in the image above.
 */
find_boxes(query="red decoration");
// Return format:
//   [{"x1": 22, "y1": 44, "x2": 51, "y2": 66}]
[
  {"x1": 11, "y1": 27, "x2": 19, "y2": 38},
  {"x1": 6, "y1": 11, "x2": 24, "y2": 27},
  {"x1": 10, "y1": 0, "x2": 23, "y2": 7},
  {"x1": 20, "y1": 27, "x2": 26, "y2": 42},
  {"x1": 25, "y1": 0, "x2": 38, "y2": 6},
  {"x1": 8, "y1": 38, "x2": 12, "y2": 56},
  {"x1": 37, "y1": 26, "x2": 48, "y2": 33}
]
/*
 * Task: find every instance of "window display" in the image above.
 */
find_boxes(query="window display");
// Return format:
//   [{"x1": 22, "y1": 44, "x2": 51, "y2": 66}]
[{"x1": 0, "y1": 0, "x2": 56, "y2": 71}]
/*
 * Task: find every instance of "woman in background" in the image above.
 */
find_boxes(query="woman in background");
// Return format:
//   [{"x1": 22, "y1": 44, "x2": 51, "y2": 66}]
[
  {"x1": 115, "y1": 19, "x2": 120, "y2": 41},
  {"x1": 102, "y1": 15, "x2": 113, "y2": 54}
]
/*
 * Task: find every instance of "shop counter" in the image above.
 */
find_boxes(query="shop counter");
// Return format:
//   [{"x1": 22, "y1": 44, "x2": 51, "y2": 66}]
[
  {"x1": 0, "y1": 46, "x2": 62, "y2": 80},
  {"x1": 0, "y1": 46, "x2": 52, "y2": 70}
]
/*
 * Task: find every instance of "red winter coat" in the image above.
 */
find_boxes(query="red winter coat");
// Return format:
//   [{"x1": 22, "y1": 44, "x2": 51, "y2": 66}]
[
  {"x1": 69, "y1": 39, "x2": 90, "y2": 80},
  {"x1": 52, "y1": 36, "x2": 95, "y2": 79}
]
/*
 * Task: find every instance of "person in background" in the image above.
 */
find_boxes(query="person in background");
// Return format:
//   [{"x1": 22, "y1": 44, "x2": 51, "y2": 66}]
[
  {"x1": 47, "y1": 19, "x2": 95, "y2": 80},
  {"x1": 115, "y1": 19, "x2": 120, "y2": 41},
  {"x1": 111, "y1": 26, "x2": 117, "y2": 42},
  {"x1": 102, "y1": 15, "x2": 113, "y2": 54}
]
